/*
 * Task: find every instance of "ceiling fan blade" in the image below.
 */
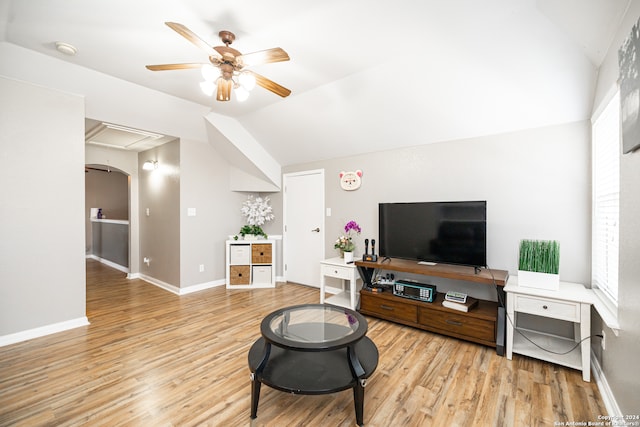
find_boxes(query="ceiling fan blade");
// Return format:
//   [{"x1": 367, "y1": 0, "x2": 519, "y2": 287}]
[
  {"x1": 146, "y1": 63, "x2": 207, "y2": 71},
  {"x1": 165, "y1": 22, "x2": 222, "y2": 59},
  {"x1": 237, "y1": 48, "x2": 290, "y2": 67},
  {"x1": 245, "y1": 70, "x2": 291, "y2": 98}
]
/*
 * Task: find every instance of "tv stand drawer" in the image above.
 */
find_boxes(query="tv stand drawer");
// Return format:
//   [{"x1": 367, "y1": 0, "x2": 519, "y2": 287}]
[
  {"x1": 360, "y1": 293, "x2": 417, "y2": 323},
  {"x1": 419, "y1": 307, "x2": 495, "y2": 343}
]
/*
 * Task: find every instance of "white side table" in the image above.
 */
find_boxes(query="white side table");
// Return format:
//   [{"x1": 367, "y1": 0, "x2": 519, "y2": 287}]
[
  {"x1": 505, "y1": 277, "x2": 593, "y2": 382},
  {"x1": 320, "y1": 257, "x2": 361, "y2": 310}
]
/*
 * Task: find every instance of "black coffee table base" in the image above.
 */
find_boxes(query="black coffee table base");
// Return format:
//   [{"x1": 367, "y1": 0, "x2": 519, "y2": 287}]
[{"x1": 248, "y1": 336, "x2": 378, "y2": 426}]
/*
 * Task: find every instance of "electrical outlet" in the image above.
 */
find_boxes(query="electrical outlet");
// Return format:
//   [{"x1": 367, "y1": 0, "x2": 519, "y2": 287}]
[
  {"x1": 199, "y1": 264, "x2": 205, "y2": 272},
  {"x1": 601, "y1": 330, "x2": 606, "y2": 350}
]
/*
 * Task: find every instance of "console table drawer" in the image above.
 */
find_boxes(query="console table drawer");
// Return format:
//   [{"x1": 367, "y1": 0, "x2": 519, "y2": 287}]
[
  {"x1": 360, "y1": 294, "x2": 417, "y2": 323},
  {"x1": 514, "y1": 295, "x2": 580, "y2": 322},
  {"x1": 420, "y1": 308, "x2": 495, "y2": 342},
  {"x1": 321, "y1": 264, "x2": 353, "y2": 281}
]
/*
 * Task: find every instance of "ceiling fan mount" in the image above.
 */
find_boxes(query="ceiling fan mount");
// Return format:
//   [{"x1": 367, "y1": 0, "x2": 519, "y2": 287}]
[
  {"x1": 218, "y1": 30, "x2": 236, "y2": 46},
  {"x1": 146, "y1": 22, "x2": 291, "y2": 102}
]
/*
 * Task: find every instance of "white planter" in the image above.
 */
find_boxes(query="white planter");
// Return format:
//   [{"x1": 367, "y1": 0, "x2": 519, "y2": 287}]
[
  {"x1": 243, "y1": 234, "x2": 258, "y2": 241},
  {"x1": 343, "y1": 251, "x2": 354, "y2": 264},
  {"x1": 517, "y1": 270, "x2": 560, "y2": 291}
]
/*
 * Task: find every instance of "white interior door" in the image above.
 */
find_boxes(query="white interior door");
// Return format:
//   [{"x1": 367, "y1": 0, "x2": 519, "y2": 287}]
[{"x1": 283, "y1": 170, "x2": 325, "y2": 287}]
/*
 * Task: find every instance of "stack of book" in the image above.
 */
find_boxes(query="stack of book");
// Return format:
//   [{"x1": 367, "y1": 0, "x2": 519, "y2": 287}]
[{"x1": 442, "y1": 292, "x2": 478, "y2": 312}]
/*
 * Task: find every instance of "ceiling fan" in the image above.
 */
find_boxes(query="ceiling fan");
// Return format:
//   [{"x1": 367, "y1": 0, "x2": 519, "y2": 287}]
[{"x1": 146, "y1": 22, "x2": 291, "y2": 102}]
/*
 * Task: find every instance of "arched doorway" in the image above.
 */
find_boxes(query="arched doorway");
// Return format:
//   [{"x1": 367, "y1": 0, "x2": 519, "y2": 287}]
[{"x1": 84, "y1": 164, "x2": 130, "y2": 272}]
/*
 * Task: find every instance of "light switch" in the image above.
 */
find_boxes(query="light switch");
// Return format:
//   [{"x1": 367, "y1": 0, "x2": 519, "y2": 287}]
[
  {"x1": 146, "y1": 208, "x2": 150, "y2": 216},
  {"x1": 188, "y1": 208, "x2": 197, "y2": 217},
  {"x1": 326, "y1": 208, "x2": 332, "y2": 216}
]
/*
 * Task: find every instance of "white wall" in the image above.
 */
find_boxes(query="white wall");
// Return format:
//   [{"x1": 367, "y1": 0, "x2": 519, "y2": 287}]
[
  {"x1": 280, "y1": 120, "x2": 591, "y2": 284},
  {"x1": 138, "y1": 141, "x2": 181, "y2": 286},
  {"x1": 0, "y1": 77, "x2": 86, "y2": 337},
  {"x1": 179, "y1": 137, "x2": 248, "y2": 289}
]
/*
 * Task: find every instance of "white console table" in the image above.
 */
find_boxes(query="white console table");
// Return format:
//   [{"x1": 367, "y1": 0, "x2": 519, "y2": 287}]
[
  {"x1": 320, "y1": 257, "x2": 361, "y2": 310},
  {"x1": 505, "y1": 277, "x2": 593, "y2": 382}
]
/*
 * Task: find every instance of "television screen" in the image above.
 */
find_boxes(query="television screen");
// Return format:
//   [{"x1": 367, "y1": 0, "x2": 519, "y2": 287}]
[{"x1": 378, "y1": 201, "x2": 487, "y2": 267}]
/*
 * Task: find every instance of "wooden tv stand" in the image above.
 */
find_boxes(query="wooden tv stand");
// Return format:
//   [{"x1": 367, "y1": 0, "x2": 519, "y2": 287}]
[{"x1": 355, "y1": 258, "x2": 509, "y2": 355}]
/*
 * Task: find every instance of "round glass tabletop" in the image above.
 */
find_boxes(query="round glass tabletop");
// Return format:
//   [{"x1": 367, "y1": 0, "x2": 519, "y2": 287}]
[{"x1": 260, "y1": 304, "x2": 368, "y2": 350}]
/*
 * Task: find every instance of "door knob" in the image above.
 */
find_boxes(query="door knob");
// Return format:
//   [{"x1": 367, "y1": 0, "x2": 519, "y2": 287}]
[{"x1": 311, "y1": 227, "x2": 320, "y2": 232}]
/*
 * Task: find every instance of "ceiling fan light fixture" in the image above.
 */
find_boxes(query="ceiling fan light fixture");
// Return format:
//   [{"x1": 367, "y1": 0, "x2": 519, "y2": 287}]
[
  {"x1": 238, "y1": 72, "x2": 256, "y2": 91},
  {"x1": 201, "y1": 64, "x2": 217, "y2": 81},
  {"x1": 217, "y1": 79, "x2": 232, "y2": 101},
  {"x1": 235, "y1": 85, "x2": 250, "y2": 102},
  {"x1": 200, "y1": 80, "x2": 215, "y2": 96}
]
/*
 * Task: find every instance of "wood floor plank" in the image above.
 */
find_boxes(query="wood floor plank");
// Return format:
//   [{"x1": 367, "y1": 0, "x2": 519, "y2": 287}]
[{"x1": 0, "y1": 260, "x2": 607, "y2": 426}]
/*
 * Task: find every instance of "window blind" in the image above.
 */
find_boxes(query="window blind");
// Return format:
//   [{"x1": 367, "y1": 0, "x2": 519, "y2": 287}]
[{"x1": 591, "y1": 90, "x2": 620, "y2": 303}]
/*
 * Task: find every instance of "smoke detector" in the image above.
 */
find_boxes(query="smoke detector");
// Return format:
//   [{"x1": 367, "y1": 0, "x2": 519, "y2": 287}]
[{"x1": 55, "y1": 42, "x2": 77, "y2": 56}]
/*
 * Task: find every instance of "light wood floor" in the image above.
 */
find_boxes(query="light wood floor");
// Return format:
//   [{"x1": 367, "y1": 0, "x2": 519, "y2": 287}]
[{"x1": 0, "y1": 260, "x2": 606, "y2": 426}]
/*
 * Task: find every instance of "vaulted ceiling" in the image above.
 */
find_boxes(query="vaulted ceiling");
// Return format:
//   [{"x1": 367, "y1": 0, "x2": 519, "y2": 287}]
[{"x1": 0, "y1": 0, "x2": 632, "y2": 165}]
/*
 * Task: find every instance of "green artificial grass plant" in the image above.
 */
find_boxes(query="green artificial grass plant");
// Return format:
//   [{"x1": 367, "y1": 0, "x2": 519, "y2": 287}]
[{"x1": 518, "y1": 239, "x2": 560, "y2": 274}]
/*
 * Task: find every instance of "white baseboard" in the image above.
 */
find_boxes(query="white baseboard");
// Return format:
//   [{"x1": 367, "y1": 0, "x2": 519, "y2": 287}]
[
  {"x1": 86, "y1": 254, "x2": 129, "y2": 273},
  {"x1": 138, "y1": 274, "x2": 225, "y2": 295},
  {"x1": 139, "y1": 274, "x2": 181, "y2": 295},
  {"x1": 0, "y1": 317, "x2": 89, "y2": 347},
  {"x1": 591, "y1": 349, "x2": 621, "y2": 416},
  {"x1": 180, "y1": 279, "x2": 226, "y2": 294}
]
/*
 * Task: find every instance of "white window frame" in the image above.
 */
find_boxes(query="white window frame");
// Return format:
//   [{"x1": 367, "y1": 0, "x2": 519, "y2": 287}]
[{"x1": 591, "y1": 88, "x2": 620, "y2": 308}]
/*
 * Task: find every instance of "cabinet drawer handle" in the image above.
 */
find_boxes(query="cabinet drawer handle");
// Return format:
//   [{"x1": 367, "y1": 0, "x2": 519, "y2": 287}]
[
  {"x1": 446, "y1": 319, "x2": 463, "y2": 327},
  {"x1": 543, "y1": 305, "x2": 548, "y2": 310},
  {"x1": 380, "y1": 304, "x2": 395, "y2": 311}
]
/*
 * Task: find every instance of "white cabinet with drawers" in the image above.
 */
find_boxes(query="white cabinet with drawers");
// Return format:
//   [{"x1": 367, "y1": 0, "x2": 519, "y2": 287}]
[
  {"x1": 505, "y1": 277, "x2": 594, "y2": 381},
  {"x1": 226, "y1": 239, "x2": 276, "y2": 289}
]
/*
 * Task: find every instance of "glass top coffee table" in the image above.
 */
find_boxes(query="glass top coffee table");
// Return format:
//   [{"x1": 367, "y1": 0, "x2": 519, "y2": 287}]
[{"x1": 248, "y1": 304, "x2": 378, "y2": 426}]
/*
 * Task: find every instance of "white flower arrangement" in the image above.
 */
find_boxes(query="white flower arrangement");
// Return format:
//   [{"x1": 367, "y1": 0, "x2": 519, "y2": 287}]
[{"x1": 241, "y1": 195, "x2": 275, "y2": 226}]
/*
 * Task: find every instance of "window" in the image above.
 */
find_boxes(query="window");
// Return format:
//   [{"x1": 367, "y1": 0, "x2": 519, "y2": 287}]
[{"x1": 591, "y1": 90, "x2": 620, "y2": 304}]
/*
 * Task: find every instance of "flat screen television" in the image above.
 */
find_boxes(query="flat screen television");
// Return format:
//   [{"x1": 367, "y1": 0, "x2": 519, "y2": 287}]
[{"x1": 378, "y1": 201, "x2": 487, "y2": 267}]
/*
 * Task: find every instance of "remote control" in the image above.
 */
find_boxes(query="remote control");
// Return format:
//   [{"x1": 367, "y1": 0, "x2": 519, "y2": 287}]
[{"x1": 445, "y1": 291, "x2": 467, "y2": 303}]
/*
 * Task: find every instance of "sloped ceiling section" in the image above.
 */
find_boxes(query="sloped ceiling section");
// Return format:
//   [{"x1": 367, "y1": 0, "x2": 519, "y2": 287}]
[
  {"x1": 537, "y1": 0, "x2": 630, "y2": 65},
  {"x1": 205, "y1": 113, "x2": 281, "y2": 192},
  {"x1": 238, "y1": 0, "x2": 606, "y2": 166}
]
